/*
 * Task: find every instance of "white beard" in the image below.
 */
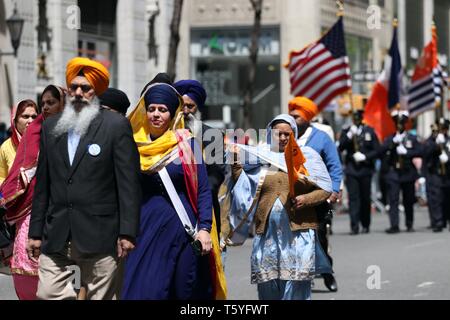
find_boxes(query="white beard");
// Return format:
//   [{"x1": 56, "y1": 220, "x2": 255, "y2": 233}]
[
  {"x1": 53, "y1": 96, "x2": 100, "y2": 138},
  {"x1": 184, "y1": 110, "x2": 203, "y2": 140}
]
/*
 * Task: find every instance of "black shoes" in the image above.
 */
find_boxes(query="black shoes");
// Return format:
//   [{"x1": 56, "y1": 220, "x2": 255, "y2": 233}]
[
  {"x1": 323, "y1": 274, "x2": 338, "y2": 292},
  {"x1": 385, "y1": 226, "x2": 400, "y2": 234},
  {"x1": 406, "y1": 226, "x2": 415, "y2": 232},
  {"x1": 432, "y1": 227, "x2": 443, "y2": 232},
  {"x1": 350, "y1": 227, "x2": 370, "y2": 235}
]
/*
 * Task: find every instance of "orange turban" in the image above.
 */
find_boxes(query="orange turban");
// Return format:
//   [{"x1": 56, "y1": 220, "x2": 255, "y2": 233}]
[
  {"x1": 288, "y1": 97, "x2": 318, "y2": 122},
  {"x1": 66, "y1": 57, "x2": 110, "y2": 96}
]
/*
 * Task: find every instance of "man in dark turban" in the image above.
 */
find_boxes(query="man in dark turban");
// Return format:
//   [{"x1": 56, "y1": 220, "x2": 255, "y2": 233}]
[
  {"x1": 99, "y1": 88, "x2": 131, "y2": 116},
  {"x1": 174, "y1": 79, "x2": 225, "y2": 241}
]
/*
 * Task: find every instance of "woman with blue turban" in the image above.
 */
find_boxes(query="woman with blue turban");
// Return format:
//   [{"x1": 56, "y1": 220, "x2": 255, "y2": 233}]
[{"x1": 122, "y1": 83, "x2": 226, "y2": 300}]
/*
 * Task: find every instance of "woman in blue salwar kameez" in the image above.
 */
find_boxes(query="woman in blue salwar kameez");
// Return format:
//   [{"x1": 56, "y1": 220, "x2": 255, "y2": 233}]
[
  {"x1": 122, "y1": 83, "x2": 226, "y2": 300},
  {"x1": 224, "y1": 114, "x2": 333, "y2": 300}
]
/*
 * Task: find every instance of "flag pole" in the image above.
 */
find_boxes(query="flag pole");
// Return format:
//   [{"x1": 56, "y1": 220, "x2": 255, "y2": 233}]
[
  {"x1": 336, "y1": 0, "x2": 344, "y2": 17},
  {"x1": 337, "y1": 1, "x2": 360, "y2": 152},
  {"x1": 336, "y1": 1, "x2": 354, "y2": 115},
  {"x1": 391, "y1": 17, "x2": 404, "y2": 169}
]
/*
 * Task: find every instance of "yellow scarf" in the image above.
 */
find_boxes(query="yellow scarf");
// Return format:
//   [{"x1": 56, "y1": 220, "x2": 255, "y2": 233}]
[
  {"x1": 127, "y1": 85, "x2": 227, "y2": 300},
  {"x1": 128, "y1": 91, "x2": 185, "y2": 171}
]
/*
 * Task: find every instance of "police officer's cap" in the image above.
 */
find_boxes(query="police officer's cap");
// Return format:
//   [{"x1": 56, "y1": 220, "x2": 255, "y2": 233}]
[{"x1": 391, "y1": 109, "x2": 409, "y2": 122}]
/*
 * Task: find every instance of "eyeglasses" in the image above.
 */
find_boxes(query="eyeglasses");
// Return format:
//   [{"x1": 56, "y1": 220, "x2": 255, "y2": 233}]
[{"x1": 69, "y1": 83, "x2": 93, "y2": 93}]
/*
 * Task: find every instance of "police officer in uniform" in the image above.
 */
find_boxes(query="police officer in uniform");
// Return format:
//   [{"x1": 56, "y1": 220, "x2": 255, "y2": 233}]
[
  {"x1": 423, "y1": 118, "x2": 450, "y2": 232},
  {"x1": 339, "y1": 109, "x2": 380, "y2": 234},
  {"x1": 379, "y1": 110, "x2": 422, "y2": 233}
]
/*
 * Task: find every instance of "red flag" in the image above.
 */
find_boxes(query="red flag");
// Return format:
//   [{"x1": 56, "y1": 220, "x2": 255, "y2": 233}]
[
  {"x1": 364, "y1": 82, "x2": 396, "y2": 142},
  {"x1": 363, "y1": 25, "x2": 401, "y2": 142}
]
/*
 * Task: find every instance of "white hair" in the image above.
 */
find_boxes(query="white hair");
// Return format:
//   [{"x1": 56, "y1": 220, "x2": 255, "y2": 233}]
[
  {"x1": 184, "y1": 109, "x2": 203, "y2": 140},
  {"x1": 53, "y1": 96, "x2": 100, "y2": 138}
]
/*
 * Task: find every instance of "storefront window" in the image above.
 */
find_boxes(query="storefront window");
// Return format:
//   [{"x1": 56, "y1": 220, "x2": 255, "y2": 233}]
[
  {"x1": 78, "y1": 0, "x2": 117, "y2": 86},
  {"x1": 345, "y1": 34, "x2": 373, "y2": 95},
  {"x1": 191, "y1": 28, "x2": 280, "y2": 130}
]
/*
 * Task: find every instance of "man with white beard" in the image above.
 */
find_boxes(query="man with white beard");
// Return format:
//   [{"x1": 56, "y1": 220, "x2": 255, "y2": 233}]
[
  {"x1": 174, "y1": 80, "x2": 226, "y2": 239},
  {"x1": 27, "y1": 57, "x2": 141, "y2": 300}
]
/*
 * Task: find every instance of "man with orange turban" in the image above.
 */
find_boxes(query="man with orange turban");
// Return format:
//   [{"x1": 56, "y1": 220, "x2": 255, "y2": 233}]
[
  {"x1": 66, "y1": 57, "x2": 110, "y2": 96},
  {"x1": 289, "y1": 96, "x2": 342, "y2": 293},
  {"x1": 27, "y1": 57, "x2": 141, "y2": 300}
]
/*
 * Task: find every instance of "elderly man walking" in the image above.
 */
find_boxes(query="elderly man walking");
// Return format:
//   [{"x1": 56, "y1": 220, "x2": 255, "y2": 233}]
[{"x1": 27, "y1": 57, "x2": 141, "y2": 300}]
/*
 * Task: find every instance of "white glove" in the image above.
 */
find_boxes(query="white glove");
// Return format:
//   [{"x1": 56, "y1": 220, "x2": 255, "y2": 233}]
[
  {"x1": 353, "y1": 151, "x2": 367, "y2": 163},
  {"x1": 393, "y1": 133, "x2": 403, "y2": 144},
  {"x1": 436, "y1": 133, "x2": 446, "y2": 144},
  {"x1": 439, "y1": 152, "x2": 449, "y2": 164},
  {"x1": 396, "y1": 144, "x2": 408, "y2": 155},
  {"x1": 346, "y1": 125, "x2": 358, "y2": 139}
]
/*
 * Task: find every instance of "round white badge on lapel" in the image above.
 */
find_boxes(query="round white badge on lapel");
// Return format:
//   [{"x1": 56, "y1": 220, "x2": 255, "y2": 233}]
[{"x1": 88, "y1": 144, "x2": 101, "y2": 157}]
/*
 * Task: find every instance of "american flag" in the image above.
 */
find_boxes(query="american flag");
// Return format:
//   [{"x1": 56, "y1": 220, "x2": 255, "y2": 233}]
[
  {"x1": 285, "y1": 17, "x2": 352, "y2": 111},
  {"x1": 408, "y1": 25, "x2": 448, "y2": 117}
]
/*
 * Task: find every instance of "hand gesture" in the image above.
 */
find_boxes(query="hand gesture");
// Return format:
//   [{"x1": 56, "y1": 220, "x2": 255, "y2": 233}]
[
  {"x1": 353, "y1": 151, "x2": 367, "y2": 163},
  {"x1": 439, "y1": 152, "x2": 449, "y2": 164},
  {"x1": 436, "y1": 133, "x2": 446, "y2": 145},
  {"x1": 195, "y1": 230, "x2": 212, "y2": 255},
  {"x1": 328, "y1": 191, "x2": 341, "y2": 204},
  {"x1": 292, "y1": 195, "x2": 308, "y2": 209},
  {"x1": 393, "y1": 133, "x2": 403, "y2": 144},
  {"x1": 396, "y1": 144, "x2": 407, "y2": 155},
  {"x1": 26, "y1": 239, "x2": 42, "y2": 263},
  {"x1": 346, "y1": 125, "x2": 358, "y2": 139},
  {"x1": 117, "y1": 237, "x2": 136, "y2": 258}
]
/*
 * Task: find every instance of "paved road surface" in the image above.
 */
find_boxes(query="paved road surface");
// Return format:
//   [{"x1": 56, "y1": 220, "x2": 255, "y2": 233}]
[{"x1": 1, "y1": 206, "x2": 449, "y2": 300}]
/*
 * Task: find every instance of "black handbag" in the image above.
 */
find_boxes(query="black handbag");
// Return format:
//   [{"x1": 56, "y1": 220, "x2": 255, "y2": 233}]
[
  {"x1": 316, "y1": 202, "x2": 334, "y2": 224},
  {"x1": 0, "y1": 209, "x2": 15, "y2": 249}
]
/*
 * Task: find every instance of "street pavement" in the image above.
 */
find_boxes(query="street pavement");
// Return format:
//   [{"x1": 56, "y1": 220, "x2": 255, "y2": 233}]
[
  {"x1": 224, "y1": 205, "x2": 450, "y2": 300},
  {"x1": 1, "y1": 205, "x2": 449, "y2": 300}
]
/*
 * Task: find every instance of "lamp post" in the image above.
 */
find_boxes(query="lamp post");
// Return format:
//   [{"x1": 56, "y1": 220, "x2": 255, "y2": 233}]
[{"x1": 0, "y1": 5, "x2": 25, "y2": 57}]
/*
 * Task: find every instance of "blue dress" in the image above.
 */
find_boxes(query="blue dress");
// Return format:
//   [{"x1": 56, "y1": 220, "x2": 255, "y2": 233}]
[{"x1": 122, "y1": 141, "x2": 213, "y2": 300}]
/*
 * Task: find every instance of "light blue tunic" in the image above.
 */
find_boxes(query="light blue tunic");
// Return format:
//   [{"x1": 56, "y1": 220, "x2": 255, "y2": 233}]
[{"x1": 251, "y1": 198, "x2": 331, "y2": 284}]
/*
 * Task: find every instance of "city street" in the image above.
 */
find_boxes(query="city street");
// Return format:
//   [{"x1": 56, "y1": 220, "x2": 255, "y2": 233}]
[
  {"x1": 224, "y1": 206, "x2": 450, "y2": 300},
  {"x1": 1, "y1": 205, "x2": 450, "y2": 300}
]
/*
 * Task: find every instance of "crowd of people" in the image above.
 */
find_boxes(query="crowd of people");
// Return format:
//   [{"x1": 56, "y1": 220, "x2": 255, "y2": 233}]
[
  {"x1": 0, "y1": 56, "x2": 449, "y2": 301},
  {"x1": 338, "y1": 109, "x2": 450, "y2": 235}
]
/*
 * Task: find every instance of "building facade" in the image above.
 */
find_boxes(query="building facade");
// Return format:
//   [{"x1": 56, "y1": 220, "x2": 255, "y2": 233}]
[
  {"x1": 0, "y1": 0, "x2": 149, "y2": 125},
  {"x1": 0, "y1": 0, "x2": 449, "y2": 137}
]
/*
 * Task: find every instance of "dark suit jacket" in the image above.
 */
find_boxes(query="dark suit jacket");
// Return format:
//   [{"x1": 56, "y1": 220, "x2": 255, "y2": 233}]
[
  {"x1": 423, "y1": 135, "x2": 450, "y2": 181},
  {"x1": 29, "y1": 109, "x2": 141, "y2": 255},
  {"x1": 379, "y1": 133, "x2": 422, "y2": 183},
  {"x1": 201, "y1": 123, "x2": 226, "y2": 193},
  {"x1": 338, "y1": 125, "x2": 380, "y2": 177}
]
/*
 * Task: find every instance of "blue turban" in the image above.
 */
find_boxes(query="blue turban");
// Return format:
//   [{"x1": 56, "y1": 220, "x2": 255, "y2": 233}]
[
  {"x1": 173, "y1": 80, "x2": 207, "y2": 110},
  {"x1": 144, "y1": 83, "x2": 180, "y2": 118}
]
